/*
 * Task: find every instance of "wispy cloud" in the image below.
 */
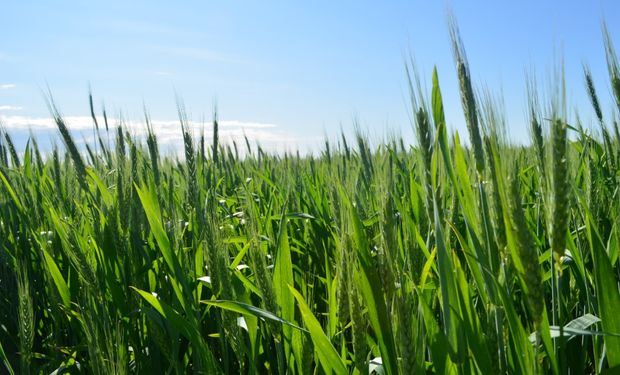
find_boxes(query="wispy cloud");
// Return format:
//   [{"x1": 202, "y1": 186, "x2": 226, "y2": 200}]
[
  {"x1": 99, "y1": 19, "x2": 208, "y2": 40},
  {"x1": 149, "y1": 45, "x2": 243, "y2": 64},
  {"x1": 0, "y1": 114, "x2": 313, "y2": 153},
  {"x1": 0, "y1": 84, "x2": 16, "y2": 90},
  {"x1": 0, "y1": 105, "x2": 23, "y2": 111}
]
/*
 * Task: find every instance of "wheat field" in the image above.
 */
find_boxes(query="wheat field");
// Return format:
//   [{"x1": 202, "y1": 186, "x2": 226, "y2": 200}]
[{"x1": 1, "y1": 23, "x2": 620, "y2": 374}]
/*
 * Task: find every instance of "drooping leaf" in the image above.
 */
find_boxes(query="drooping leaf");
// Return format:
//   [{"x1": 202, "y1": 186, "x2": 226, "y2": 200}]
[{"x1": 289, "y1": 285, "x2": 347, "y2": 375}]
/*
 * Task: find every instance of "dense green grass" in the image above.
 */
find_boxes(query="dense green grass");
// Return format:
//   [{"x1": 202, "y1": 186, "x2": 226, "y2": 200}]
[{"x1": 1, "y1": 24, "x2": 620, "y2": 374}]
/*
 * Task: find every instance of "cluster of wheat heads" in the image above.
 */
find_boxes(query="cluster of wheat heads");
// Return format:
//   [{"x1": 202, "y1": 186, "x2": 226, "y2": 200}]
[{"x1": 1, "y1": 24, "x2": 620, "y2": 375}]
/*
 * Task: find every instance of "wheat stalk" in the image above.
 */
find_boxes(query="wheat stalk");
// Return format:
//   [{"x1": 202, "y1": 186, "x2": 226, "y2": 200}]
[
  {"x1": 550, "y1": 118, "x2": 570, "y2": 267},
  {"x1": 509, "y1": 169, "x2": 544, "y2": 327}
]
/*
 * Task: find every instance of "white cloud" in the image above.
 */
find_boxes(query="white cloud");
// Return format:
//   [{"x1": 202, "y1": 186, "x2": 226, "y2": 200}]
[
  {"x1": 0, "y1": 114, "x2": 315, "y2": 154},
  {"x1": 0, "y1": 105, "x2": 23, "y2": 111},
  {"x1": 0, "y1": 84, "x2": 16, "y2": 90},
  {"x1": 219, "y1": 120, "x2": 276, "y2": 129}
]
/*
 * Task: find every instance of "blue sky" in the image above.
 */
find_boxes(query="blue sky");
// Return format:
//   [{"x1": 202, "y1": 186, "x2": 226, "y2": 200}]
[{"x1": 1, "y1": 1, "x2": 619, "y2": 153}]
